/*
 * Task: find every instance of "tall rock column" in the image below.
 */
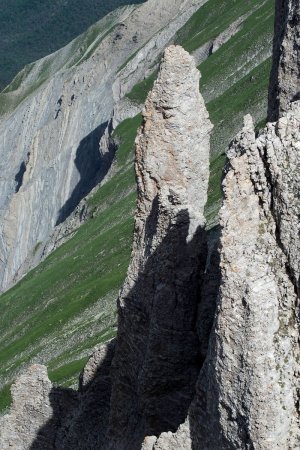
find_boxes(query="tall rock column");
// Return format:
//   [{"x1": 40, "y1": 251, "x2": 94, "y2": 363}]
[
  {"x1": 108, "y1": 45, "x2": 213, "y2": 449},
  {"x1": 191, "y1": 110, "x2": 300, "y2": 449},
  {"x1": 268, "y1": 0, "x2": 300, "y2": 121}
]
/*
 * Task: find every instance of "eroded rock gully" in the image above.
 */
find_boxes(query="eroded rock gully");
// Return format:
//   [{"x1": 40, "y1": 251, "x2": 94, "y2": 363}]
[{"x1": 1, "y1": 3, "x2": 300, "y2": 447}]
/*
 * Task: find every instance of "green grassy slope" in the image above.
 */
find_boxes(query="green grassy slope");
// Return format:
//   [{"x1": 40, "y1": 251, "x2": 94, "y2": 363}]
[
  {"x1": 0, "y1": 114, "x2": 142, "y2": 412},
  {"x1": 0, "y1": 6, "x2": 131, "y2": 117},
  {"x1": 0, "y1": 0, "x2": 145, "y2": 91},
  {"x1": 0, "y1": 0, "x2": 275, "y2": 411}
]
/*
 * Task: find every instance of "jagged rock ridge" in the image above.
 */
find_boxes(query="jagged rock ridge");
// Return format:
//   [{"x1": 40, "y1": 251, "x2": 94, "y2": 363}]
[
  {"x1": 0, "y1": 43, "x2": 213, "y2": 449},
  {"x1": 191, "y1": 110, "x2": 300, "y2": 449}
]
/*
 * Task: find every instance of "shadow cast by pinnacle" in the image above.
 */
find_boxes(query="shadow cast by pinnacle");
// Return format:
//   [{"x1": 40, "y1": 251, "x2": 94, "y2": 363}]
[
  {"x1": 29, "y1": 201, "x2": 220, "y2": 449},
  {"x1": 56, "y1": 121, "x2": 116, "y2": 226}
]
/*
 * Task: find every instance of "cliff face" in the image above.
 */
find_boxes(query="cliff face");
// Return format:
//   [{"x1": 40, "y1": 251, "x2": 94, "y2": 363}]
[
  {"x1": 1, "y1": 0, "x2": 300, "y2": 448},
  {"x1": 0, "y1": 0, "x2": 203, "y2": 292},
  {"x1": 191, "y1": 110, "x2": 300, "y2": 449},
  {"x1": 107, "y1": 4, "x2": 300, "y2": 448},
  {"x1": 0, "y1": 0, "x2": 275, "y2": 408},
  {"x1": 109, "y1": 44, "x2": 212, "y2": 449},
  {"x1": 268, "y1": 0, "x2": 300, "y2": 120}
]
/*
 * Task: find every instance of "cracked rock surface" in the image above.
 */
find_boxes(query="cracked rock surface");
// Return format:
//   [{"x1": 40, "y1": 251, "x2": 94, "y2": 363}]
[
  {"x1": 191, "y1": 109, "x2": 300, "y2": 450},
  {"x1": 108, "y1": 44, "x2": 212, "y2": 450},
  {"x1": 269, "y1": 0, "x2": 300, "y2": 120}
]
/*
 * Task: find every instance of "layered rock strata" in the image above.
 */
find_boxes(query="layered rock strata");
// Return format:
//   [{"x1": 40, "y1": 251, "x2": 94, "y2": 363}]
[
  {"x1": 268, "y1": 0, "x2": 300, "y2": 121},
  {"x1": 108, "y1": 44, "x2": 212, "y2": 449},
  {"x1": 191, "y1": 109, "x2": 300, "y2": 449}
]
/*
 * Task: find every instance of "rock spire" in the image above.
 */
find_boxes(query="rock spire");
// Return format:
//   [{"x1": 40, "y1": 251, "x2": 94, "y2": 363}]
[
  {"x1": 108, "y1": 44, "x2": 213, "y2": 449},
  {"x1": 191, "y1": 105, "x2": 300, "y2": 449}
]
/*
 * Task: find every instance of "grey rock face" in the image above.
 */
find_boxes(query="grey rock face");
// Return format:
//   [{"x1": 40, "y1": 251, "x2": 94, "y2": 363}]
[
  {"x1": 54, "y1": 341, "x2": 115, "y2": 449},
  {"x1": 268, "y1": 0, "x2": 300, "y2": 121},
  {"x1": 141, "y1": 419, "x2": 191, "y2": 450},
  {"x1": 0, "y1": 365, "x2": 59, "y2": 449},
  {"x1": 2, "y1": 2, "x2": 300, "y2": 448},
  {"x1": 108, "y1": 44, "x2": 212, "y2": 449},
  {"x1": 0, "y1": 0, "x2": 203, "y2": 293},
  {"x1": 191, "y1": 110, "x2": 300, "y2": 449},
  {"x1": 0, "y1": 343, "x2": 116, "y2": 449}
]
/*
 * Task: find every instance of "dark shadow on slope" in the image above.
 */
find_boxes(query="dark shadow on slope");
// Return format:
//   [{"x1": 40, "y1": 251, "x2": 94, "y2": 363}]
[
  {"x1": 197, "y1": 225, "x2": 221, "y2": 362},
  {"x1": 30, "y1": 387, "x2": 79, "y2": 450},
  {"x1": 56, "y1": 121, "x2": 116, "y2": 225},
  {"x1": 15, "y1": 152, "x2": 31, "y2": 193},
  {"x1": 189, "y1": 226, "x2": 223, "y2": 450},
  {"x1": 30, "y1": 204, "x2": 220, "y2": 449}
]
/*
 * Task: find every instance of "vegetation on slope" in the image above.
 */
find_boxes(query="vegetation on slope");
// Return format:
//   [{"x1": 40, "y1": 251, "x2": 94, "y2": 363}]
[
  {"x1": 0, "y1": 0, "x2": 145, "y2": 91},
  {"x1": 0, "y1": 5, "x2": 133, "y2": 117},
  {"x1": 0, "y1": 0, "x2": 275, "y2": 411},
  {"x1": 127, "y1": 0, "x2": 274, "y2": 224},
  {"x1": 0, "y1": 114, "x2": 142, "y2": 412}
]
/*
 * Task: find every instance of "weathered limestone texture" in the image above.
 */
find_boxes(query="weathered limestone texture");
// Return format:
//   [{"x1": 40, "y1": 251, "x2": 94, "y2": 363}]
[
  {"x1": 191, "y1": 110, "x2": 300, "y2": 449},
  {"x1": 0, "y1": 365, "x2": 58, "y2": 449},
  {"x1": 108, "y1": 45, "x2": 212, "y2": 449},
  {"x1": 268, "y1": 0, "x2": 300, "y2": 121},
  {"x1": 141, "y1": 419, "x2": 192, "y2": 450},
  {"x1": 0, "y1": 343, "x2": 116, "y2": 449}
]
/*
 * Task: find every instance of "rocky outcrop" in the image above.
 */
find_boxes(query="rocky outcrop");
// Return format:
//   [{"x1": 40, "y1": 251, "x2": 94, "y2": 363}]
[
  {"x1": 268, "y1": 0, "x2": 300, "y2": 121},
  {"x1": 191, "y1": 109, "x2": 300, "y2": 449},
  {"x1": 0, "y1": 343, "x2": 116, "y2": 450},
  {"x1": 1, "y1": 1, "x2": 300, "y2": 448},
  {"x1": 0, "y1": 43, "x2": 214, "y2": 450},
  {"x1": 0, "y1": 365, "x2": 76, "y2": 450},
  {"x1": 108, "y1": 44, "x2": 212, "y2": 449}
]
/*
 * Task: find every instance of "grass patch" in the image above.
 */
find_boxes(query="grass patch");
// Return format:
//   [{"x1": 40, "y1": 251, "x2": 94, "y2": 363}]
[
  {"x1": 174, "y1": 0, "x2": 266, "y2": 53},
  {"x1": 0, "y1": 114, "x2": 141, "y2": 410},
  {"x1": 0, "y1": 384, "x2": 13, "y2": 414},
  {"x1": 0, "y1": 0, "x2": 145, "y2": 90},
  {"x1": 48, "y1": 357, "x2": 89, "y2": 386},
  {"x1": 126, "y1": 71, "x2": 158, "y2": 105}
]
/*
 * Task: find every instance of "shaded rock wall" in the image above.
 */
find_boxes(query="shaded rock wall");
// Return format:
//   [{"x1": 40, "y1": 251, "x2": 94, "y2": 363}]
[
  {"x1": 108, "y1": 44, "x2": 212, "y2": 449},
  {"x1": 268, "y1": 0, "x2": 300, "y2": 120},
  {"x1": 0, "y1": 365, "x2": 77, "y2": 450},
  {"x1": 1, "y1": 1, "x2": 300, "y2": 447}
]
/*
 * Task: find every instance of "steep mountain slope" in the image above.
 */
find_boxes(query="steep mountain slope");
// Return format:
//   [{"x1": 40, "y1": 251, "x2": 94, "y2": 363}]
[
  {"x1": 0, "y1": 0, "x2": 275, "y2": 411},
  {"x1": 0, "y1": 0, "x2": 145, "y2": 90},
  {"x1": 0, "y1": 0, "x2": 200, "y2": 293},
  {"x1": 1, "y1": 0, "x2": 299, "y2": 443}
]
